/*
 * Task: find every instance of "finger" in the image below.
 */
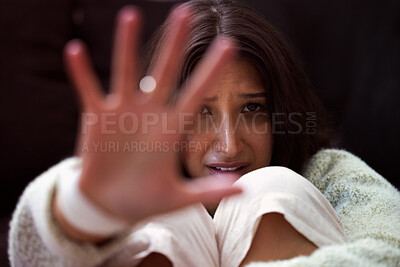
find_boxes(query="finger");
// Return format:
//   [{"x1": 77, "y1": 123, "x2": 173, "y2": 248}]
[
  {"x1": 146, "y1": 5, "x2": 190, "y2": 104},
  {"x1": 180, "y1": 175, "x2": 243, "y2": 207},
  {"x1": 64, "y1": 40, "x2": 104, "y2": 109},
  {"x1": 110, "y1": 6, "x2": 141, "y2": 100},
  {"x1": 175, "y1": 37, "x2": 235, "y2": 115}
]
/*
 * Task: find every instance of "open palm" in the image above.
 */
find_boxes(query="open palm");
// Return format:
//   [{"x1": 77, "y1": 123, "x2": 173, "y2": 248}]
[{"x1": 64, "y1": 6, "x2": 241, "y2": 223}]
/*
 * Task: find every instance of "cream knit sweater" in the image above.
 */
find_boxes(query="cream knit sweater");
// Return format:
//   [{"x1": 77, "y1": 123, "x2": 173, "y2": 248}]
[{"x1": 8, "y1": 149, "x2": 400, "y2": 266}]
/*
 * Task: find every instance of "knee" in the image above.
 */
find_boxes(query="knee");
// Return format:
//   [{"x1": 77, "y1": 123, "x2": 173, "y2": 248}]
[{"x1": 234, "y1": 166, "x2": 316, "y2": 197}]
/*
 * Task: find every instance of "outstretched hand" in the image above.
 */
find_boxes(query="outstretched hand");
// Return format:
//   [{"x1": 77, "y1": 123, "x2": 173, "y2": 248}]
[{"x1": 64, "y1": 6, "x2": 241, "y2": 224}]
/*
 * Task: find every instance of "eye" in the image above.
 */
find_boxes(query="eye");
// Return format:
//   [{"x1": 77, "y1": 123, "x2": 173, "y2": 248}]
[
  {"x1": 200, "y1": 106, "x2": 211, "y2": 115},
  {"x1": 242, "y1": 102, "x2": 266, "y2": 113}
]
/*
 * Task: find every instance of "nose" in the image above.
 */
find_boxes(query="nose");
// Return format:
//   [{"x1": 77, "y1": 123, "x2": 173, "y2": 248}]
[{"x1": 214, "y1": 116, "x2": 243, "y2": 158}]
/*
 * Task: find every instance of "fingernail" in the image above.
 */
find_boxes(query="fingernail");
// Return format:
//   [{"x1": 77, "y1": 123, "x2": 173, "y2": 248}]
[
  {"x1": 119, "y1": 5, "x2": 139, "y2": 22},
  {"x1": 66, "y1": 39, "x2": 84, "y2": 55}
]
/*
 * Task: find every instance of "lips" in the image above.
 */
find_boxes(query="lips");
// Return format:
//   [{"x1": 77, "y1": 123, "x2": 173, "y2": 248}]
[{"x1": 206, "y1": 162, "x2": 250, "y2": 176}]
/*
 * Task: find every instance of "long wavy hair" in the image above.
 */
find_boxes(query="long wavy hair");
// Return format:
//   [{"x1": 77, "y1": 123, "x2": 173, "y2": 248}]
[{"x1": 141, "y1": 0, "x2": 332, "y2": 173}]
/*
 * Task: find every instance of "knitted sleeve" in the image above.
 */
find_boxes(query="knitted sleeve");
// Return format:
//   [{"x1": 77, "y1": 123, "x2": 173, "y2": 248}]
[
  {"x1": 245, "y1": 149, "x2": 400, "y2": 267},
  {"x1": 8, "y1": 158, "x2": 131, "y2": 267}
]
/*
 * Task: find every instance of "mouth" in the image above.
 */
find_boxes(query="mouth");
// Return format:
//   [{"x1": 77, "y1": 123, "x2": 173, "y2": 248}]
[{"x1": 206, "y1": 162, "x2": 249, "y2": 176}]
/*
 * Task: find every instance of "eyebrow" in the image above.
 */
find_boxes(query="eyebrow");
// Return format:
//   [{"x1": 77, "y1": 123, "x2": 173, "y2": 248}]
[
  {"x1": 203, "y1": 96, "x2": 218, "y2": 102},
  {"x1": 203, "y1": 92, "x2": 267, "y2": 102},
  {"x1": 238, "y1": 93, "x2": 267, "y2": 99}
]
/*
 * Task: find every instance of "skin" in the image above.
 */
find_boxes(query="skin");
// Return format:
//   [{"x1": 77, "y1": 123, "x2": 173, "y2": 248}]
[
  {"x1": 240, "y1": 213, "x2": 317, "y2": 265},
  {"x1": 182, "y1": 58, "x2": 273, "y2": 180}
]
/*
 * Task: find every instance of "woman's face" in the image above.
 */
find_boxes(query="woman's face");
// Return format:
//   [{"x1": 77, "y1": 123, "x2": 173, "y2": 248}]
[{"x1": 182, "y1": 58, "x2": 273, "y2": 179}]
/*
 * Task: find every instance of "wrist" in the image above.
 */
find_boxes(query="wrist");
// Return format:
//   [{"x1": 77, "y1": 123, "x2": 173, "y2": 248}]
[
  {"x1": 52, "y1": 194, "x2": 111, "y2": 243},
  {"x1": 54, "y1": 165, "x2": 130, "y2": 241}
]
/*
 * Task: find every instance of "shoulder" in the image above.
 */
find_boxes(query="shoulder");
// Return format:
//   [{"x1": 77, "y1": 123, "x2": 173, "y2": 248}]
[
  {"x1": 303, "y1": 148, "x2": 377, "y2": 177},
  {"x1": 301, "y1": 148, "x2": 400, "y2": 216},
  {"x1": 302, "y1": 148, "x2": 400, "y2": 209},
  {"x1": 301, "y1": 150, "x2": 400, "y2": 248},
  {"x1": 302, "y1": 148, "x2": 389, "y2": 191}
]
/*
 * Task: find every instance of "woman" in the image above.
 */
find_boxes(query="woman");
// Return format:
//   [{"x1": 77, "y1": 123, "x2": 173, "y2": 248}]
[{"x1": 8, "y1": 0, "x2": 400, "y2": 266}]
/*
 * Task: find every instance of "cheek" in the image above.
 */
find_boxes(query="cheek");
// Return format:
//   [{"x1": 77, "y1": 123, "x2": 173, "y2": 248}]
[
  {"x1": 248, "y1": 126, "x2": 273, "y2": 167},
  {"x1": 244, "y1": 112, "x2": 270, "y2": 133},
  {"x1": 181, "y1": 135, "x2": 212, "y2": 177}
]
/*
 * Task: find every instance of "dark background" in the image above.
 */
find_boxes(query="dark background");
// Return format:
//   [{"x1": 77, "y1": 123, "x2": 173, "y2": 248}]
[{"x1": 1, "y1": 0, "x2": 399, "y2": 265}]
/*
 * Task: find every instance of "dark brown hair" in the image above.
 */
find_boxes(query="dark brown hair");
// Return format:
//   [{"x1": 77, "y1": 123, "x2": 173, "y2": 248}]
[{"x1": 141, "y1": 0, "x2": 332, "y2": 173}]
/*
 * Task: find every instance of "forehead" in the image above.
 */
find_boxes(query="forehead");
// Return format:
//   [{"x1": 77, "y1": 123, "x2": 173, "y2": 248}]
[{"x1": 205, "y1": 58, "x2": 265, "y2": 97}]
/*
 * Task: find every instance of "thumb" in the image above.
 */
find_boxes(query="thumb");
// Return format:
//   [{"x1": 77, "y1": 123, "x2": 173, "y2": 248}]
[{"x1": 181, "y1": 175, "x2": 243, "y2": 206}]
